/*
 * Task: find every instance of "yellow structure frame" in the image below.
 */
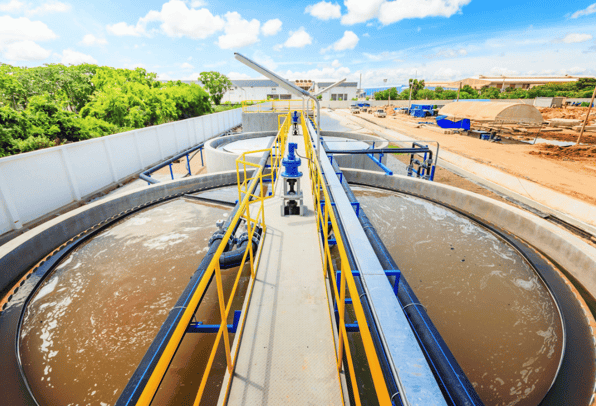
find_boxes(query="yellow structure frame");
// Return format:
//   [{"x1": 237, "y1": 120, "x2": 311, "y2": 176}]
[{"x1": 300, "y1": 112, "x2": 392, "y2": 406}]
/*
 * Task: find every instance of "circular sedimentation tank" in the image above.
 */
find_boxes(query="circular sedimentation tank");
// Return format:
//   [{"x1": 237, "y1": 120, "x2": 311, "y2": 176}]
[{"x1": 1, "y1": 163, "x2": 594, "y2": 406}]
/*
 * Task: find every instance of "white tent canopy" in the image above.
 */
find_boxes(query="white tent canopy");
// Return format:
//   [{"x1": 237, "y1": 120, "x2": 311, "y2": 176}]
[{"x1": 439, "y1": 102, "x2": 544, "y2": 124}]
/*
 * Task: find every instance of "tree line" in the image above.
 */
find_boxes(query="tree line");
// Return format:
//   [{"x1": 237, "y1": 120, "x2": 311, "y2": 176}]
[
  {"x1": 373, "y1": 78, "x2": 596, "y2": 101},
  {"x1": 0, "y1": 64, "x2": 235, "y2": 157}
]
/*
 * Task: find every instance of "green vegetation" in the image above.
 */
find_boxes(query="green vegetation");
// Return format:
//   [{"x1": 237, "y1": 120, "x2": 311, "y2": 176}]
[
  {"x1": 198, "y1": 71, "x2": 233, "y2": 105},
  {"x1": 0, "y1": 63, "x2": 213, "y2": 157},
  {"x1": 373, "y1": 78, "x2": 596, "y2": 101}
]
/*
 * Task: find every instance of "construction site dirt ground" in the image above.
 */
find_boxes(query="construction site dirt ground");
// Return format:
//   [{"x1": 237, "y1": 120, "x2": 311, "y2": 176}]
[{"x1": 332, "y1": 108, "x2": 596, "y2": 207}]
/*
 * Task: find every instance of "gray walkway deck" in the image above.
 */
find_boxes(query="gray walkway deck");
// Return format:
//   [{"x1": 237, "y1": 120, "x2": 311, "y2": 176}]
[{"x1": 223, "y1": 131, "x2": 343, "y2": 405}]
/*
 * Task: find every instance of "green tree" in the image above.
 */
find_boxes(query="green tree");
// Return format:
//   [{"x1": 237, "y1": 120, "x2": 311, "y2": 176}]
[
  {"x1": 408, "y1": 79, "x2": 425, "y2": 98},
  {"x1": 198, "y1": 71, "x2": 232, "y2": 105},
  {"x1": 461, "y1": 85, "x2": 479, "y2": 99}
]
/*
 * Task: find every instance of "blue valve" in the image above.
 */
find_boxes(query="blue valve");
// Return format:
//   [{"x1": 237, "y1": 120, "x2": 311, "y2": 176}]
[
  {"x1": 291, "y1": 111, "x2": 299, "y2": 124},
  {"x1": 281, "y1": 143, "x2": 302, "y2": 177}
]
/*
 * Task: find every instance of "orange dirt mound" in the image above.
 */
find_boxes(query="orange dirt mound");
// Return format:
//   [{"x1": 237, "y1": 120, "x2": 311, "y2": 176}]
[{"x1": 529, "y1": 144, "x2": 596, "y2": 161}]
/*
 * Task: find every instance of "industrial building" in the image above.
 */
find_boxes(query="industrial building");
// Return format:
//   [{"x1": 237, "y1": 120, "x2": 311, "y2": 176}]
[{"x1": 426, "y1": 74, "x2": 594, "y2": 90}]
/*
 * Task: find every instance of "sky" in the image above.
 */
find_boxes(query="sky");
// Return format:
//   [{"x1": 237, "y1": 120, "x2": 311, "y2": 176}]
[{"x1": 1, "y1": 0, "x2": 596, "y2": 87}]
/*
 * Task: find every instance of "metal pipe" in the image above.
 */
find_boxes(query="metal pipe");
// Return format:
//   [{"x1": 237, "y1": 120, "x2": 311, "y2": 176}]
[
  {"x1": 366, "y1": 153, "x2": 393, "y2": 175},
  {"x1": 327, "y1": 148, "x2": 432, "y2": 156},
  {"x1": 140, "y1": 143, "x2": 204, "y2": 184}
]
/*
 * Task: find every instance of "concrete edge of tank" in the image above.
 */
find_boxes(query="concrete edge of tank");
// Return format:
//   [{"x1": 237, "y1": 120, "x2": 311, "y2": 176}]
[
  {"x1": 204, "y1": 130, "x2": 390, "y2": 173},
  {"x1": 0, "y1": 170, "x2": 245, "y2": 296},
  {"x1": 204, "y1": 131, "x2": 278, "y2": 173},
  {"x1": 342, "y1": 168, "x2": 596, "y2": 303}
]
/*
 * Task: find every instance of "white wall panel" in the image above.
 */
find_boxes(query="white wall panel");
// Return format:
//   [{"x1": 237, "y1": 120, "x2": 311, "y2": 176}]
[
  {"x1": 0, "y1": 150, "x2": 73, "y2": 224},
  {"x1": 67, "y1": 141, "x2": 114, "y2": 197},
  {"x1": 107, "y1": 134, "x2": 141, "y2": 180},
  {"x1": 0, "y1": 108, "x2": 242, "y2": 233}
]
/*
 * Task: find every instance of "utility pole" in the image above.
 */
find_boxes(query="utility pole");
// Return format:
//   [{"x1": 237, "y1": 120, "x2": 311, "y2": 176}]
[
  {"x1": 359, "y1": 73, "x2": 362, "y2": 99},
  {"x1": 457, "y1": 81, "x2": 462, "y2": 102},
  {"x1": 408, "y1": 79, "x2": 412, "y2": 109},
  {"x1": 577, "y1": 84, "x2": 596, "y2": 145}
]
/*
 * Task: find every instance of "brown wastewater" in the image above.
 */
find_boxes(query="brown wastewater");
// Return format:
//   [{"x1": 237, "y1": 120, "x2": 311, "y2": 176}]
[
  {"x1": 19, "y1": 196, "x2": 248, "y2": 406},
  {"x1": 18, "y1": 186, "x2": 563, "y2": 406},
  {"x1": 352, "y1": 186, "x2": 563, "y2": 406}
]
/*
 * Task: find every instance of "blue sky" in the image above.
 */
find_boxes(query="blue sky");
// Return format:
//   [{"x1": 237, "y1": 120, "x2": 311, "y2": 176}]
[{"x1": 1, "y1": 0, "x2": 596, "y2": 86}]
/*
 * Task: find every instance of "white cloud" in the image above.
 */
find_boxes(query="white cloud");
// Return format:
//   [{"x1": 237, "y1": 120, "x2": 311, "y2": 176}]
[
  {"x1": 363, "y1": 32, "x2": 370, "y2": 37},
  {"x1": 217, "y1": 11, "x2": 260, "y2": 49},
  {"x1": 0, "y1": 15, "x2": 57, "y2": 44},
  {"x1": 80, "y1": 34, "x2": 107, "y2": 46},
  {"x1": 262, "y1": 18, "x2": 282, "y2": 36},
  {"x1": 379, "y1": 0, "x2": 471, "y2": 25},
  {"x1": 305, "y1": 1, "x2": 341, "y2": 20},
  {"x1": 341, "y1": 0, "x2": 471, "y2": 25},
  {"x1": 570, "y1": 3, "x2": 596, "y2": 18},
  {"x1": 157, "y1": 72, "x2": 173, "y2": 81},
  {"x1": 322, "y1": 30, "x2": 359, "y2": 52},
  {"x1": 226, "y1": 72, "x2": 255, "y2": 80},
  {"x1": 60, "y1": 49, "x2": 97, "y2": 65},
  {"x1": 432, "y1": 67, "x2": 461, "y2": 79},
  {"x1": 3, "y1": 40, "x2": 51, "y2": 60},
  {"x1": 0, "y1": 0, "x2": 24, "y2": 12},
  {"x1": 27, "y1": 1, "x2": 71, "y2": 15},
  {"x1": 341, "y1": 0, "x2": 384, "y2": 24},
  {"x1": 432, "y1": 47, "x2": 467, "y2": 58},
  {"x1": 181, "y1": 62, "x2": 194, "y2": 69},
  {"x1": 107, "y1": 0, "x2": 225, "y2": 40},
  {"x1": 331, "y1": 59, "x2": 340, "y2": 67},
  {"x1": 489, "y1": 66, "x2": 518, "y2": 76},
  {"x1": 567, "y1": 66, "x2": 587, "y2": 74},
  {"x1": 363, "y1": 51, "x2": 402, "y2": 61},
  {"x1": 182, "y1": 72, "x2": 202, "y2": 80},
  {"x1": 0, "y1": 15, "x2": 56, "y2": 60},
  {"x1": 253, "y1": 50, "x2": 278, "y2": 70},
  {"x1": 283, "y1": 27, "x2": 312, "y2": 48},
  {"x1": 187, "y1": 0, "x2": 206, "y2": 6},
  {"x1": 559, "y1": 33, "x2": 592, "y2": 43},
  {"x1": 106, "y1": 21, "x2": 143, "y2": 37}
]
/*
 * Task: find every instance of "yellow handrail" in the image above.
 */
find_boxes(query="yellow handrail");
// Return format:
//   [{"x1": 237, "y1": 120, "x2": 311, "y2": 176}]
[
  {"x1": 300, "y1": 113, "x2": 392, "y2": 406},
  {"x1": 242, "y1": 99, "x2": 305, "y2": 113},
  {"x1": 191, "y1": 112, "x2": 290, "y2": 405},
  {"x1": 132, "y1": 113, "x2": 291, "y2": 406}
]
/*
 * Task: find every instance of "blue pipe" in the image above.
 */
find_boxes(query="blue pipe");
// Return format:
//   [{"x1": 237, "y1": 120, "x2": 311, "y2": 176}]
[{"x1": 366, "y1": 153, "x2": 393, "y2": 175}]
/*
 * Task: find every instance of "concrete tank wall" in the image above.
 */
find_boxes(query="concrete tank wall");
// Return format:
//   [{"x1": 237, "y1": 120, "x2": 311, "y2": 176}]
[
  {"x1": 204, "y1": 131, "x2": 278, "y2": 174},
  {"x1": 342, "y1": 168, "x2": 596, "y2": 298},
  {"x1": 204, "y1": 131, "x2": 389, "y2": 174},
  {"x1": 0, "y1": 171, "x2": 244, "y2": 296},
  {"x1": 242, "y1": 112, "x2": 287, "y2": 132}
]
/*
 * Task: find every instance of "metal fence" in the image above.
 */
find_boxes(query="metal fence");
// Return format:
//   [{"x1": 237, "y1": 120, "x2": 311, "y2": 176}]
[{"x1": 0, "y1": 108, "x2": 242, "y2": 236}]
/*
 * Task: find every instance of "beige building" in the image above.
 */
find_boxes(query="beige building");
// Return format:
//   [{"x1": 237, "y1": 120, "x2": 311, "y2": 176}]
[{"x1": 426, "y1": 74, "x2": 593, "y2": 91}]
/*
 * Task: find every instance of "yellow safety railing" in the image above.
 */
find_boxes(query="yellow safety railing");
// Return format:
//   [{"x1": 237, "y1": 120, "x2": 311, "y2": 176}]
[
  {"x1": 132, "y1": 114, "x2": 291, "y2": 406},
  {"x1": 242, "y1": 99, "x2": 305, "y2": 113},
  {"x1": 300, "y1": 113, "x2": 392, "y2": 406},
  {"x1": 192, "y1": 112, "x2": 290, "y2": 405}
]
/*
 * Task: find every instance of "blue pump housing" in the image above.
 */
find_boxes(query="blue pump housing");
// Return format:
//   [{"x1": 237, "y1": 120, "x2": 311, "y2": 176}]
[
  {"x1": 291, "y1": 111, "x2": 299, "y2": 124},
  {"x1": 281, "y1": 143, "x2": 302, "y2": 177}
]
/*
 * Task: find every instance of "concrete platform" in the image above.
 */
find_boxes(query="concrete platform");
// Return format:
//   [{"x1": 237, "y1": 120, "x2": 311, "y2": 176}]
[{"x1": 223, "y1": 133, "x2": 343, "y2": 405}]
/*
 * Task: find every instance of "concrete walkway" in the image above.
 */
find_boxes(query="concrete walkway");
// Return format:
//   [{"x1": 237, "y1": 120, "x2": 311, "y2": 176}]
[{"x1": 224, "y1": 132, "x2": 343, "y2": 405}]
